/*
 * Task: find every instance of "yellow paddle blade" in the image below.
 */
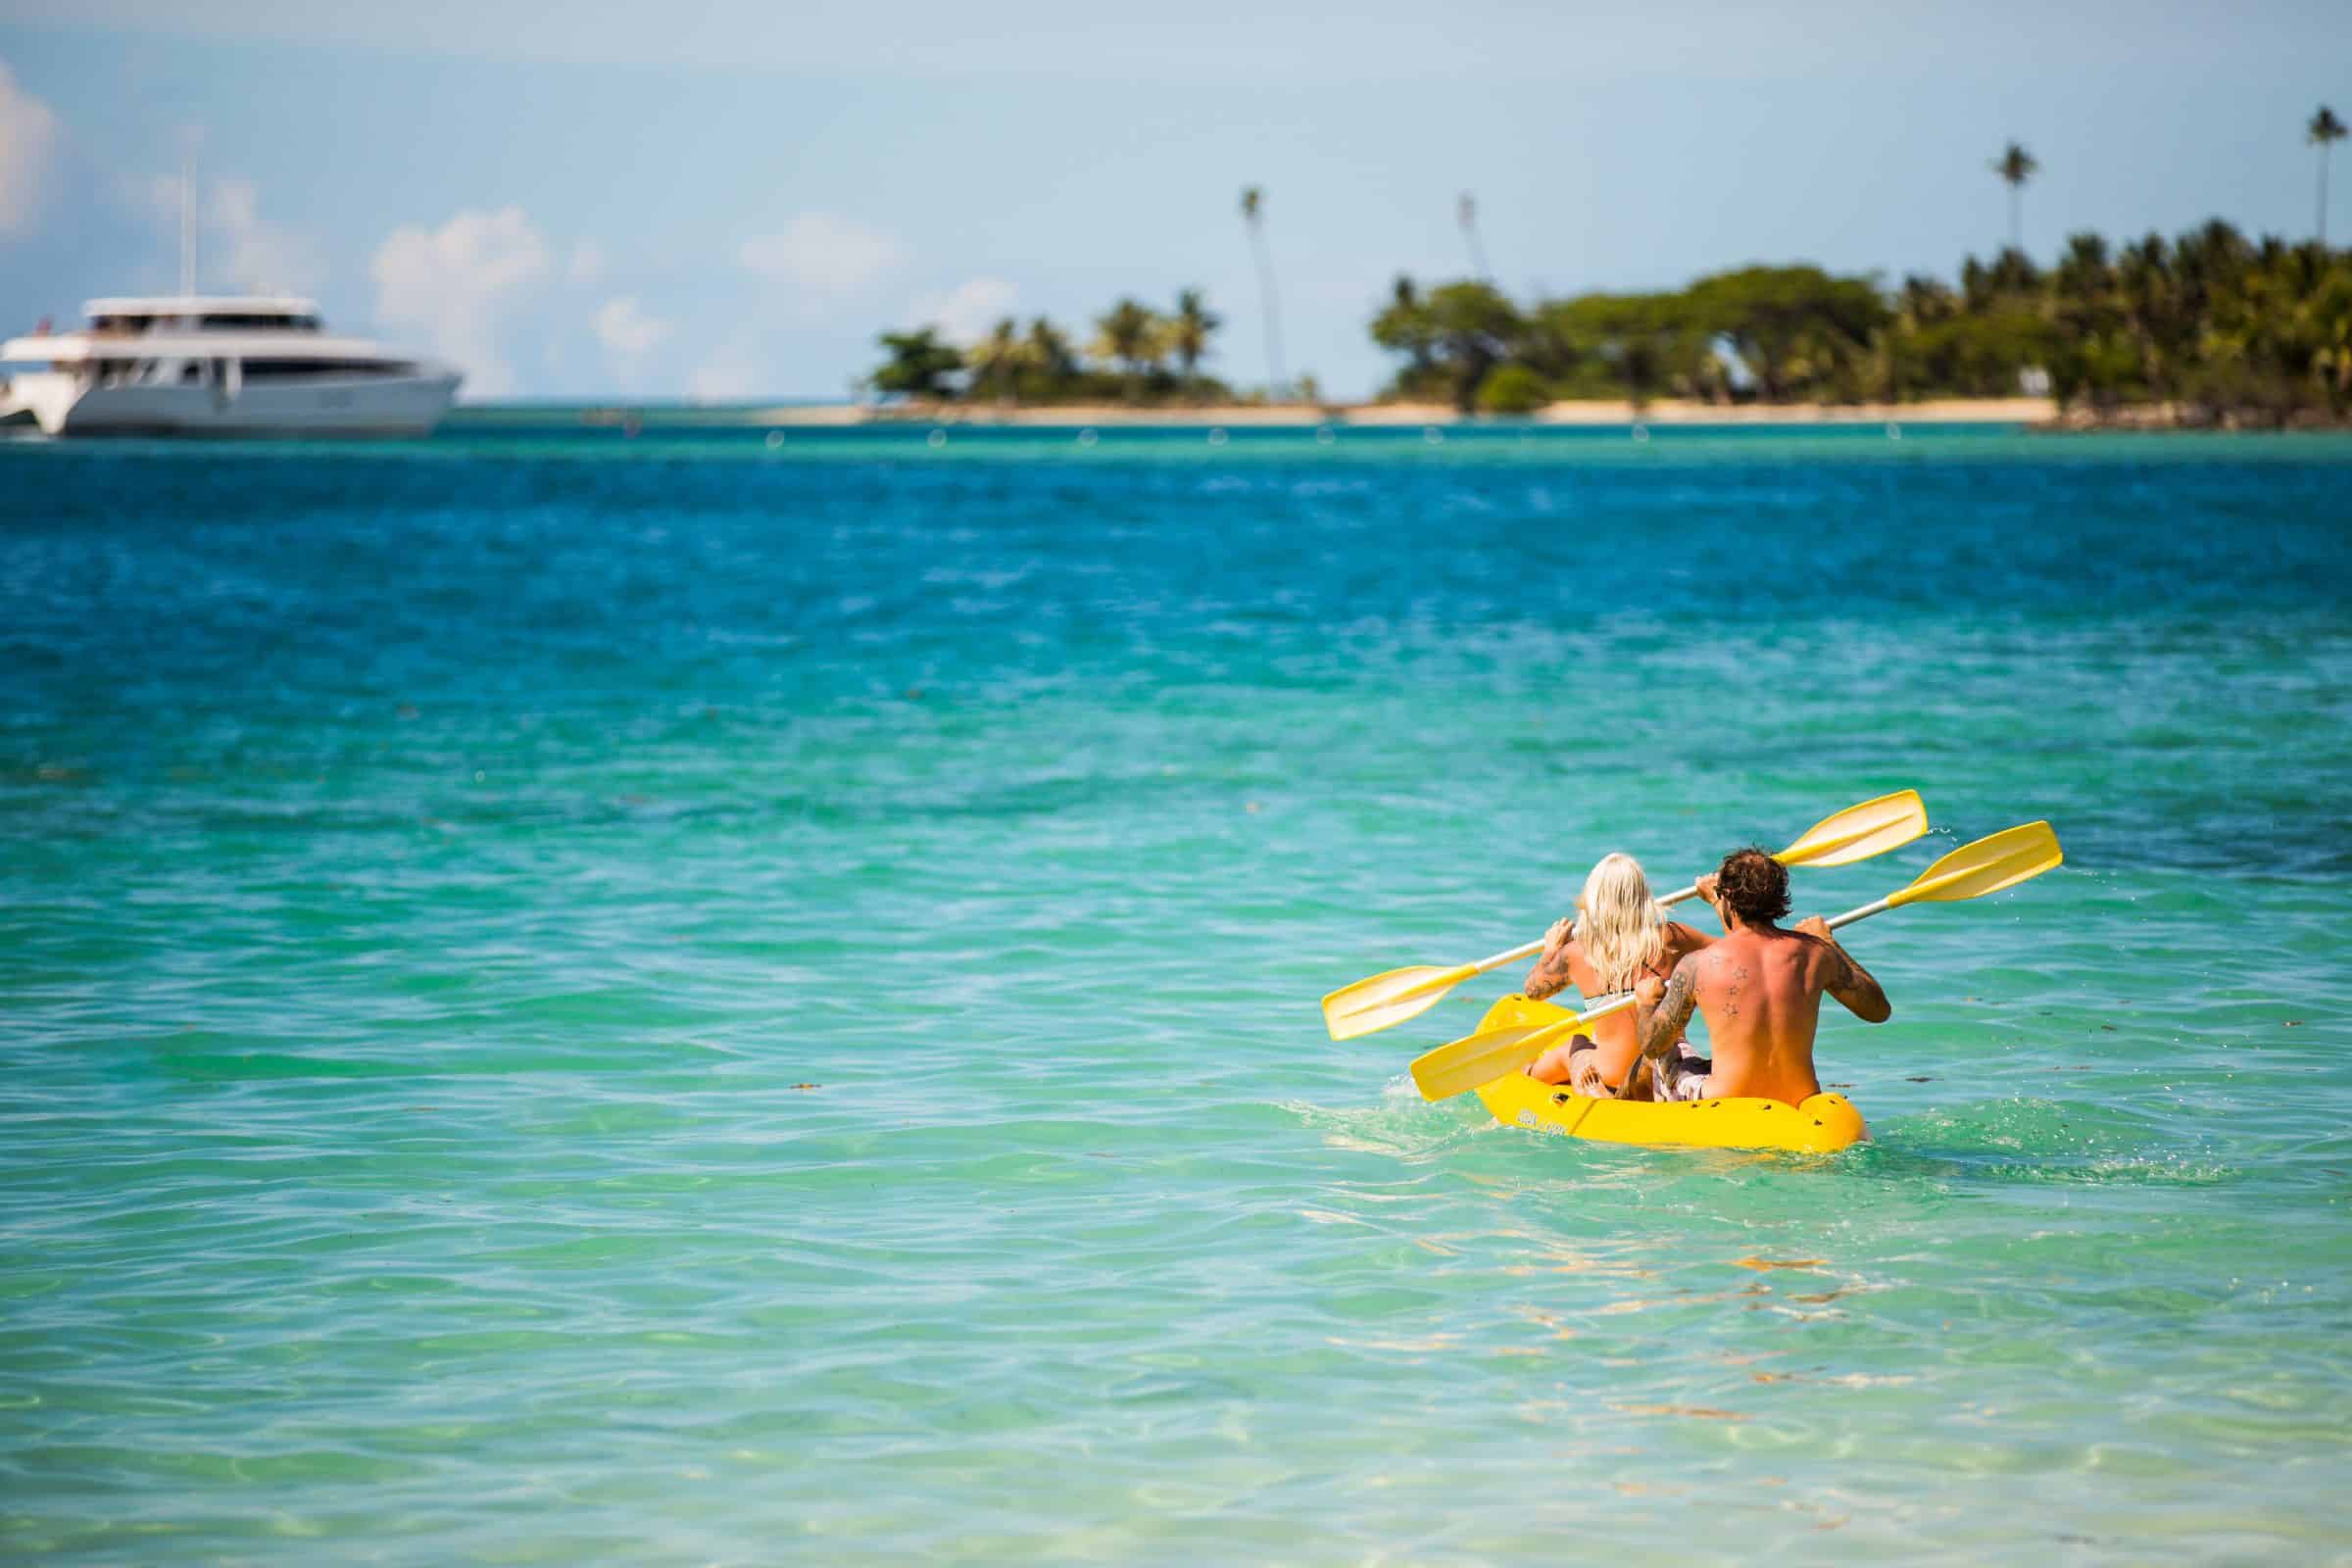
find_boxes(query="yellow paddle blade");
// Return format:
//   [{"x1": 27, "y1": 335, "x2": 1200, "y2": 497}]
[
  {"x1": 1887, "y1": 820, "x2": 2064, "y2": 908},
  {"x1": 1321, "y1": 962, "x2": 1474, "y2": 1041},
  {"x1": 1410, "y1": 1019, "x2": 1571, "y2": 1102},
  {"x1": 1777, "y1": 788, "x2": 1930, "y2": 868},
  {"x1": 1409, "y1": 994, "x2": 1637, "y2": 1102}
]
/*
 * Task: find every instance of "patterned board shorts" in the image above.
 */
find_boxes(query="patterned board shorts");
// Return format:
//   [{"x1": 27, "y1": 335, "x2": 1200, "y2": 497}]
[
  {"x1": 1648, "y1": 1046, "x2": 1716, "y2": 1102},
  {"x1": 1577, "y1": 1039, "x2": 1711, "y2": 1101}
]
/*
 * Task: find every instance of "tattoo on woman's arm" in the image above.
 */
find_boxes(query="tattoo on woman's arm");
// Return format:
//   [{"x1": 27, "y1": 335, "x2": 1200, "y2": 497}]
[{"x1": 1524, "y1": 955, "x2": 1572, "y2": 1000}]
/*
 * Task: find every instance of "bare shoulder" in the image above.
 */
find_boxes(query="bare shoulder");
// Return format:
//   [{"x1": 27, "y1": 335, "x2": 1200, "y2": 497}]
[
  {"x1": 1674, "y1": 943, "x2": 1725, "y2": 981},
  {"x1": 1662, "y1": 919, "x2": 1714, "y2": 957},
  {"x1": 1789, "y1": 929, "x2": 1856, "y2": 983}
]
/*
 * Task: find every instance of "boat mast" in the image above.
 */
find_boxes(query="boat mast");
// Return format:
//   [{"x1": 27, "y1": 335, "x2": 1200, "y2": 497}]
[{"x1": 179, "y1": 152, "x2": 195, "y2": 297}]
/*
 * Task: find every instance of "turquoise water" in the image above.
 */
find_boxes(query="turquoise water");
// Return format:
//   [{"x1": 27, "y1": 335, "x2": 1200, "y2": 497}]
[{"x1": 2, "y1": 423, "x2": 2348, "y2": 1561}]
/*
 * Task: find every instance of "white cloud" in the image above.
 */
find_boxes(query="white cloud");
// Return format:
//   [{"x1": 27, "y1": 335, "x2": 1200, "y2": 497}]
[
  {"x1": 593, "y1": 295, "x2": 671, "y2": 357},
  {"x1": 737, "y1": 214, "x2": 908, "y2": 304},
  {"x1": 687, "y1": 343, "x2": 767, "y2": 403},
  {"x1": 371, "y1": 207, "x2": 549, "y2": 397},
  {"x1": 132, "y1": 172, "x2": 324, "y2": 293},
  {"x1": 568, "y1": 240, "x2": 606, "y2": 283},
  {"x1": 0, "y1": 60, "x2": 60, "y2": 234},
  {"x1": 207, "y1": 177, "x2": 327, "y2": 294},
  {"x1": 906, "y1": 277, "x2": 1020, "y2": 346}
]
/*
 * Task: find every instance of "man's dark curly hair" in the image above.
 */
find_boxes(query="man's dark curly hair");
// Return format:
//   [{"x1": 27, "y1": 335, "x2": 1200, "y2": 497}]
[{"x1": 1715, "y1": 846, "x2": 1791, "y2": 924}]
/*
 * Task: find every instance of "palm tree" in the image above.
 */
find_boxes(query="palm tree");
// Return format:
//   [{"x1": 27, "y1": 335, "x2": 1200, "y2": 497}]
[
  {"x1": 2116, "y1": 233, "x2": 2177, "y2": 399},
  {"x1": 964, "y1": 317, "x2": 1033, "y2": 403},
  {"x1": 1991, "y1": 142, "x2": 2038, "y2": 256},
  {"x1": 2177, "y1": 219, "x2": 2253, "y2": 311},
  {"x1": 2312, "y1": 107, "x2": 2347, "y2": 247},
  {"x1": 1091, "y1": 298, "x2": 1165, "y2": 400},
  {"x1": 1458, "y1": 192, "x2": 1492, "y2": 281},
  {"x1": 1166, "y1": 288, "x2": 1221, "y2": 396},
  {"x1": 1240, "y1": 186, "x2": 1287, "y2": 398},
  {"x1": 1897, "y1": 273, "x2": 1958, "y2": 327},
  {"x1": 1024, "y1": 318, "x2": 1078, "y2": 385},
  {"x1": 2052, "y1": 231, "x2": 2113, "y2": 330}
]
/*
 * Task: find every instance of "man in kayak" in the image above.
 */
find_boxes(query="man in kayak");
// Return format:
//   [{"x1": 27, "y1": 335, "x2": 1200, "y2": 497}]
[
  {"x1": 1629, "y1": 847, "x2": 1890, "y2": 1105},
  {"x1": 1519, "y1": 853, "x2": 1713, "y2": 1099}
]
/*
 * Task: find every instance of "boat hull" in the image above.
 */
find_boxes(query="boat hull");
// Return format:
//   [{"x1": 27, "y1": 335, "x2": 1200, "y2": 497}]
[
  {"x1": 13, "y1": 370, "x2": 460, "y2": 438},
  {"x1": 1468, "y1": 995, "x2": 1868, "y2": 1153}
]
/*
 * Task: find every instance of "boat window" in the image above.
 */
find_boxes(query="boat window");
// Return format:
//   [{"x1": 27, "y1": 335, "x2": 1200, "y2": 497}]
[
  {"x1": 239, "y1": 358, "x2": 416, "y2": 380},
  {"x1": 180, "y1": 363, "x2": 204, "y2": 384},
  {"x1": 199, "y1": 313, "x2": 318, "y2": 330}
]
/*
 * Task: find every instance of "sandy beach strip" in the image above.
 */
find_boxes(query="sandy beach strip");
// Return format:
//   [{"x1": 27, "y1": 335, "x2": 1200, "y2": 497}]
[{"x1": 725, "y1": 397, "x2": 2058, "y2": 428}]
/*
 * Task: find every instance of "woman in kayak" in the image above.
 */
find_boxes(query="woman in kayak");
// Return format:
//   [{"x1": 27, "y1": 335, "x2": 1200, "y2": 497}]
[{"x1": 1520, "y1": 853, "x2": 1713, "y2": 1099}]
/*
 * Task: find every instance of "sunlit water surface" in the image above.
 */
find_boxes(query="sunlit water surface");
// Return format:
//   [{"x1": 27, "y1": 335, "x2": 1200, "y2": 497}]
[{"x1": 2, "y1": 423, "x2": 2348, "y2": 1561}]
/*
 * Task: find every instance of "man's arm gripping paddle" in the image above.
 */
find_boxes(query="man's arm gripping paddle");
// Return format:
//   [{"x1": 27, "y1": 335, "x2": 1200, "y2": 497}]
[
  {"x1": 1604, "y1": 819, "x2": 2064, "y2": 1101},
  {"x1": 1801, "y1": 917, "x2": 1891, "y2": 1023},
  {"x1": 1321, "y1": 789, "x2": 1928, "y2": 1042}
]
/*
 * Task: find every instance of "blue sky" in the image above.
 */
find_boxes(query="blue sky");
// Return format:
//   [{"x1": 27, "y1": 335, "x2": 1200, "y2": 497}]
[{"x1": 2, "y1": 1, "x2": 2347, "y2": 401}]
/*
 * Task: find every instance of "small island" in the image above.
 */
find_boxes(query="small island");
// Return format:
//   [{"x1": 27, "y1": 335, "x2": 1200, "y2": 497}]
[{"x1": 863, "y1": 220, "x2": 2348, "y2": 432}]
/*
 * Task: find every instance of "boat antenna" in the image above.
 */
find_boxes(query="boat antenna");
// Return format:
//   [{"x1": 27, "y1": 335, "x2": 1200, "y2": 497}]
[{"x1": 179, "y1": 150, "x2": 196, "y2": 297}]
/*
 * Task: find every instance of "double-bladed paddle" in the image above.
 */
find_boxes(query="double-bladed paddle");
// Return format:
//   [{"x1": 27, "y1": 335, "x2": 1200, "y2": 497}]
[
  {"x1": 1320, "y1": 789, "x2": 1928, "y2": 1042},
  {"x1": 1404, "y1": 818, "x2": 2063, "y2": 1103}
]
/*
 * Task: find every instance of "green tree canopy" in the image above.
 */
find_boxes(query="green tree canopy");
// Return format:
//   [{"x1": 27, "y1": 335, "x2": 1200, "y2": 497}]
[
  {"x1": 1474, "y1": 363, "x2": 1549, "y2": 416},
  {"x1": 1369, "y1": 276, "x2": 1443, "y2": 399},
  {"x1": 1417, "y1": 281, "x2": 1523, "y2": 411},
  {"x1": 1523, "y1": 292, "x2": 1708, "y2": 406},
  {"x1": 870, "y1": 328, "x2": 963, "y2": 400},
  {"x1": 1684, "y1": 266, "x2": 1889, "y2": 402}
]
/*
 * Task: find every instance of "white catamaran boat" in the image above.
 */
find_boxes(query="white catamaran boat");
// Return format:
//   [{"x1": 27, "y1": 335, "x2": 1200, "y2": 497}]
[
  {"x1": 0, "y1": 295, "x2": 461, "y2": 437},
  {"x1": 4, "y1": 162, "x2": 462, "y2": 439}
]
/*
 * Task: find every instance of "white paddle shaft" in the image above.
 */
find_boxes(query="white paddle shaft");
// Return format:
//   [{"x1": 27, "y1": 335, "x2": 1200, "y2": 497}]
[
  {"x1": 1499, "y1": 989, "x2": 1639, "y2": 1052},
  {"x1": 1826, "y1": 897, "x2": 1891, "y2": 931},
  {"x1": 1476, "y1": 882, "x2": 1699, "y2": 978},
  {"x1": 1469, "y1": 937, "x2": 1546, "y2": 974},
  {"x1": 1478, "y1": 835, "x2": 1881, "y2": 988}
]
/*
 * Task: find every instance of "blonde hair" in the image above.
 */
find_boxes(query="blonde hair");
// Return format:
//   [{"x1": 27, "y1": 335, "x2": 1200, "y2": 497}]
[{"x1": 1571, "y1": 853, "x2": 1665, "y2": 990}]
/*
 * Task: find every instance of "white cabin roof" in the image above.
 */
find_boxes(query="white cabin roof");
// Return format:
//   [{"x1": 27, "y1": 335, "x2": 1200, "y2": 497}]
[
  {"x1": 3, "y1": 330, "x2": 443, "y2": 367},
  {"x1": 85, "y1": 295, "x2": 321, "y2": 317}
]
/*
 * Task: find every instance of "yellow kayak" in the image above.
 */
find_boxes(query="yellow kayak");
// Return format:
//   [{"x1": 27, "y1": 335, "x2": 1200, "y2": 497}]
[{"x1": 1467, "y1": 996, "x2": 1868, "y2": 1153}]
